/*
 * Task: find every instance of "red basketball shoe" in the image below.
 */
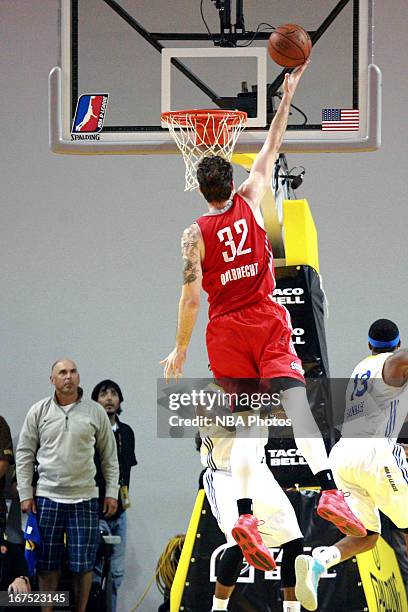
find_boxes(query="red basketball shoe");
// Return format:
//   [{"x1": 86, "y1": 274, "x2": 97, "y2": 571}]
[
  {"x1": 231, "y1": 514, "x2": 276, "y2": 571},
  {"x1": 317, "y1": 490, "x2": 367, "y2": 537}
]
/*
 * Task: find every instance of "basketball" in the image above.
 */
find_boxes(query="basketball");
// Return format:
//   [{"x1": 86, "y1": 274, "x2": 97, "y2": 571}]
[{"x1": 268, "y1": 23, "x2": 312, "y2": 68}]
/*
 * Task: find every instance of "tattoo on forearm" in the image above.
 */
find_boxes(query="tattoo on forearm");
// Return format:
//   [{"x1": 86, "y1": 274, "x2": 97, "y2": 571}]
[{"x1": 181, "y1": 224, "x2": 200, "y2": 285}]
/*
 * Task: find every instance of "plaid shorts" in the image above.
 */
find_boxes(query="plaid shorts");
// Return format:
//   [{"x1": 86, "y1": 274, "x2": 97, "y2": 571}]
[{"x1": 36, "y1": 497, "x2": 99, "y2": 573}]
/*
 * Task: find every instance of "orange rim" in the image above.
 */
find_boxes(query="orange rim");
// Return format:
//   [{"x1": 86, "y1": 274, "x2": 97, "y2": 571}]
[{"x1": 161, "y1": 108, "x2": 247, "y2": 127}]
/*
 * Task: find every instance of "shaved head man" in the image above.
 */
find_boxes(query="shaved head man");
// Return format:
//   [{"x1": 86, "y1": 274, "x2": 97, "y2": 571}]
[
  {"x1": 50, "y1": 359, "x2": 80, "y2": 405},
  {"x1": 16, "y1": 359, "x2": 120, "y2": 612}
]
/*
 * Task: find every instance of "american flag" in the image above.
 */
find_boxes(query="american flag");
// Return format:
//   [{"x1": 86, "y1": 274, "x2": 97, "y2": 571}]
[{"x1": 322, "y1": 108, "x2": 359, "y2": 131}]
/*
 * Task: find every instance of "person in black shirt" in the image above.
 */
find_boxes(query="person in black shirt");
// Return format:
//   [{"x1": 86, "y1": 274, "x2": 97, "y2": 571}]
[
  {"x1": 0, "y1": 416, "x2": 30, "y2": 599},
  {"x1": 91, "y1": 381, "x2": 137, "y2": 612},
  {"x1": 1, "y1": 539, "x2": 31, "y2": 596},
  {"x1": 0, "y1": 417, "x2": 14, "y2": 525}
]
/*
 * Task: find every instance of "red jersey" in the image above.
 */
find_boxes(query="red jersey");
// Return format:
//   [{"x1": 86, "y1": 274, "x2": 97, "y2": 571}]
[{"x1": 196, "y1": 193, "x2": 275, "y2": 319}]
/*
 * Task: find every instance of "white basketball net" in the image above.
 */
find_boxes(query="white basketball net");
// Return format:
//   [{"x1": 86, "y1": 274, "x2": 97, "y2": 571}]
[{"x1": 161, "y1": 110, "x2": 247, "y2": 191}]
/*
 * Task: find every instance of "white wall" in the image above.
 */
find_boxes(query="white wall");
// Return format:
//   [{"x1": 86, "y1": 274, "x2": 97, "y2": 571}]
[{"x1": 1, "y1": 1, "x2": 407, "y2": 610}]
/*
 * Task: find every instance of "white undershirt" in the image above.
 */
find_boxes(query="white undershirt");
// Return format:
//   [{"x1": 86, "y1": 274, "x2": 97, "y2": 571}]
[{"x1": 59, "y1": 402, "x2": 75, "y2": 413}]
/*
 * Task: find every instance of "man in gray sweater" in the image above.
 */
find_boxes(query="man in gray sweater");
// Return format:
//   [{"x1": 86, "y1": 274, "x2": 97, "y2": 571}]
[{"x1": 16, "y1": 358, "x2": 119, "y2": 612}]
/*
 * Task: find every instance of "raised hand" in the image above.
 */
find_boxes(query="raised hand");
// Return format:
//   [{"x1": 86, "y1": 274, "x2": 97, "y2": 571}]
[{"x1": 283, "y1": 59, "x2": 310, "y2": 98}]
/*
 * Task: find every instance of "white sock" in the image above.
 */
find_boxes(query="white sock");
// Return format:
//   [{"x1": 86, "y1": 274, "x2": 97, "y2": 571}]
[
  {"x1": 212, "y1": 595, "x2": 229, "y2": 610},
  {"x1": 314, "y1": 545, "x2": 342, "y2": 569},
  {"x1": 280, "y1": 387, "x2": 330, "y2": 474},
  {"x1": 283, "y1": 601, "x2": 301, "y2": 612},
  {"x1": 230, "y1": 431, "x2": 260, "y2": 499}
]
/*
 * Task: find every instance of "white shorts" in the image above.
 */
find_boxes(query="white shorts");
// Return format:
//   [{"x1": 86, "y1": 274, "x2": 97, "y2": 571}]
[
  {"x1": 330, "y1": 439, "x2": 408, "y2": 533},
  {"x1": 203, "y1": 461, "x2": 303, "y2": 548}
]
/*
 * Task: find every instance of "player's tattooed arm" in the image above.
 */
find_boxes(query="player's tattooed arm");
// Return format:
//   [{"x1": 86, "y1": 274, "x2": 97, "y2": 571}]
[
  {"x1": 176, "y1": 223, "x2": 203, "y2": 348},
  {"x1": 160, "y1": 225, "x2": 203, "y2": 381},
  {"x1": 181, "y1": 223, "x2": 203, "y2": 285}
]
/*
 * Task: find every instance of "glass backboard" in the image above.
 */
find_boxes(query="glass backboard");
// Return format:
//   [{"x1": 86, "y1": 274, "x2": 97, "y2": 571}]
[{"x1": 49, "y1": 0, "x2": 381, "y2": 154}]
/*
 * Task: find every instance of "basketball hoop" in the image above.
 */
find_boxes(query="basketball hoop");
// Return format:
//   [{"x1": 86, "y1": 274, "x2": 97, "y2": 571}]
[{"x1": 161, "y1": 109, "x2": 247, "y2": 191}]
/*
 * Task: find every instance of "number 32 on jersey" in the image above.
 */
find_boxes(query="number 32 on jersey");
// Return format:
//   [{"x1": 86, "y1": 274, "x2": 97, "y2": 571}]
[{"x1": 217, "y1": 219, "x2": 252, "y2": 263}]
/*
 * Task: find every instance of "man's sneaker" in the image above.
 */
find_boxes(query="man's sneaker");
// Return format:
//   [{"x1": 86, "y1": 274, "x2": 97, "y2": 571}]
[
  {"x1": 317, "y1": 489, "x2": 367, "y2": 537},
  {"x1": 295, "y1": 554, "x2": 325, "y2": 611},
  {"x1": 231, "y1": 514, "x2": 276, "y2": 572}
]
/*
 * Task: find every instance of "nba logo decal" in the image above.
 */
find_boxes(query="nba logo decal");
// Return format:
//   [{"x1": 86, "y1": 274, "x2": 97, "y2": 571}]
[{"x1": 71, "y1": 94, "x2": 109, "y2": 133}]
